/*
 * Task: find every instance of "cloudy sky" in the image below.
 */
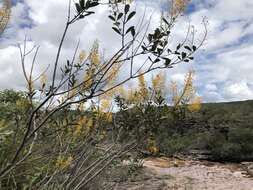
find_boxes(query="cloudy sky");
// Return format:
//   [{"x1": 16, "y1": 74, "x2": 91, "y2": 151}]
[{"x1": 0, "y1": 0, "x2": 253, "y2": 102}]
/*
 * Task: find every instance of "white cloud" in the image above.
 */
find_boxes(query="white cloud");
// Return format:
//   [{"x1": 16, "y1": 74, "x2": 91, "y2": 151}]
[
  {"x1": 205, "y1": 83, "x2": 217, "y2": 91},
  {"x1": 223, "y1": 82, "x2": 253, "y2": 101}
]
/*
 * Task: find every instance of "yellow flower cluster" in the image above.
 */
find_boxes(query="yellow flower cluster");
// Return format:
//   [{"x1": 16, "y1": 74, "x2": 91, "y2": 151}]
[
  {"x1": 172, "y1": 0, "x2": 190, "y2": 16},
  {"x1": 87, "y1": 119, "x2": 93, "y2": 130},
  {"x1": 27, "y1": 79, "x2": 34, "y2": 93},
  {"x1": 183, "y1": 70, "x2": 195, "y2": 101},
  {"x1": 171, "y1": 81, "x2": 179, "y2": 106},
  {"x1": 116, "y1": 86, "x2": 127, "y2": 98},
  {"x1": 74, "y1": 116, "x2": 86, "y2": 136},
  {"x1": 152, "y1": 73, "x2": 166, "y2": 92},
  {"x1": 89, "y1": 40, "x2": 100, "y2": 66},
  {"x1": 40, "y1": 73, "x2": 47, "y2": 90},
  {"x1": 73, "y1": 116, "x2": 96, "y2": 137},
  {"x1": 101, "y1": 99, "x2": 111, "y2": 112},
  {"x1": 79, "y1": 50, "x2": 86, "y2": 63},
  {"x1": 137, "y1": 74, "x2": 148, "y2": 100},
  {"x1": 0, "y1": 0, "x2": 11, "y2": 36},
  {"x1": 106, "y1": 61, "x2": 121, "y2": 83},
  {"x1": 82, "y1": 41, "x2": 100, "y2": 90},
  {"x1": 125, "y1": 88, "x2": 136, "y2": 103},
  {"x1": 105, "y1": 112, "x2": 113, "y2": 123},
  {"x1": 188, "y1": 96, "x2": 201, "y2": 112},
  {"x1": 55, "y1": 155, "x2": 73, "y2": 170},
  {"x1": 170, "y1": 70, "x2": 201, "y2": 112},
  {"x1": 147, "y1": 138, "x2": 159, "y2": 154}
]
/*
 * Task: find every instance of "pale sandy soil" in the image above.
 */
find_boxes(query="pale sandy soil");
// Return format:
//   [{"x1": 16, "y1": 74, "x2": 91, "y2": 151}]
[{"x1": 117, "y1": 158, "x2": 253, "y2": 190}]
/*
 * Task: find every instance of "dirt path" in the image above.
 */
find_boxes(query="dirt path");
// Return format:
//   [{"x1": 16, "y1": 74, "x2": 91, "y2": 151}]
[{"x1": 117, "y1": 158, "x2": 253, "y2": 190}]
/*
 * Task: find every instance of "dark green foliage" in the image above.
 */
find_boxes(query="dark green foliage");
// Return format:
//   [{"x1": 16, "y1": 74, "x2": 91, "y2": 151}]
[
  {"x1": 115, "y1": 97, "x2": 253, "y2": 161},
  {"x1": 0, "y1": 89, "x2": 29, "y2": 120},
  {"x1": 203, "y1": 127, "x2": 253, "y2": 161}
]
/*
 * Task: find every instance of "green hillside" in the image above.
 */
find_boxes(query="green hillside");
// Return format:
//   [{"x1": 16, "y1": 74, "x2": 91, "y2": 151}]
[
  {"x1": 151, "y1": 100, "x2": 253, "y2": 162},
  {"x1": 199, "y1": 100, "x2": 253, "y2": 128}
]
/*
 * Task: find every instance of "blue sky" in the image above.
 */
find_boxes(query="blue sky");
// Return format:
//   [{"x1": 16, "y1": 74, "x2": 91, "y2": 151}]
[{"x1": 0, "y1": 0, "x2": 253, "y2": 102}]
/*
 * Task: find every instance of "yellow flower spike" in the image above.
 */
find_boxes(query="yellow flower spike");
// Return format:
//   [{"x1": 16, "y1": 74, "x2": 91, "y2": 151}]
[
  {"x1": 152, "y1": 72, "x2": 166, "y2": 92},
  {"x1": 65, "y1": 156, "x2": 73, "y2": 167},
  {"x1": 137, "y1": 73, "x2": 148, "y2": 100},
  {"x1": 127, "y1": 88, "x2": 139, "y2": 103},
  {"x1": 40, "y1": 73, "x2": 47, "y2": 88},
  {"x1": 0, "y1": 0, "x2": 11, "y2": 36},
  {"x1": 188, "y1": 96, "x2": 201, "y2": 112},
  {"x1": 69, "y1": 88, "x2": 77, "y2": 99},
  {"x1": 83, "y1": 71, "x2": 93, "y2": 90},
  {"x1": 171, "y1": 70, "x2": 196, "y2": 107},
  {"x1": 89, "y1": 40, "x2": 100, "y2": 66},
  {"x1": 106, "y1": 112, "x2": 113, "y2": 123},
  {"x1": 74, "y1": 116, "x2": 87, "y2": 137},
  {"x1": 117, "y1": 86, "x2": 126, "y2": 98},
  {"x1": 183, "y1": 70, "x2": 195, "y2": 100},
  {"x1": 172, "y1": 0, "x2": 190, "y2": 16},
  {"x1": 87, "y1": 119, "x2": 93, "y2": 130},
  {"x1": 79, "y1": 50, "x2": 86, "y2": 63},
  {"x1": 170, "y1": 81, "x2": 179, "y2": 107},
  {"x1": 55, "y1": 155, "x2": 64, "y2": 169},
  {"x1": 82, "y1": 40, "x2": 102, "y2": 91},
  {"x1": 101, "y1": 99, "x2": 111, "y2": 112},
  {"x1": 56, "y1": 155, "x2": 73, "y2": 170},
  {"x1": 106, "y1": 62, "x2": 121, "y2": 83},
  {"x1": 149, "y1": 146, "x2": 159, "y2": 154}
]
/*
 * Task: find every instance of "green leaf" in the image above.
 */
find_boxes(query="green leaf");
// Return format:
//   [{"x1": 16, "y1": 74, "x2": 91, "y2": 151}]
[
  {"x1": 174, "y1": 51, "x2": 180, "y2": 55},
  {"x1": 181, "y1": 52, "x2": 187, "y2": 59},
  {"x1": 112, "y1": 27, "x2": 121, "y2": 35},
  {"x1": 162, "y1": 17, "x2": 169, "y2": 26},
  {"x1": 176, "y1": 43, "x2": 181, "y2": 50},
  {"x1": 164, "y1": 58, "x2": 171, "y2": 66},
  {"x1": 126, "y1": 26, "x2": 135, "y2": 37},
  {"x1": 154, "y1": 58, "x2": 160, "y2": 63},
  {"x1": 117, "y1": 13, "x2": 123, "y2": 20},
  {"x1": 184, "y1": 46, "x2": 192, "y2": 51},
  {"x1": 141, "y1": 45, "x2": 147, "y2": 51},
  {"x1": 157, "y1": 48, "x2": 163, "y2": 55},
  {"x1": 124, "y1": 4, "x2": 130, "y2": 14},
  {"x1": 148, "y1": 34, "x2": 153, "y2": 42},
  {"x1": 79, "y1": 0, "x2": 85, "y2": 9},
  {"x1": 83, "y1": 11, "x2": 95, "y2": 17},
  {"x1": 131, "y1": 28, "x2": 136, "y2": 37},
  {"x1": 126, "y1": 11, "x2": 136, "y2": 22},
  {"x1": 86, "y1": 1, "x2": 99, "y2": 8},
  {"x1": 113, "y1": 22, "x2": 120, "y2": 26},
  {"x1": 108, "y1": 15, "x2": 115, "y2": 21},
  {"x1": 75, "y1": 3, "x2": 82, "y2": 13}
]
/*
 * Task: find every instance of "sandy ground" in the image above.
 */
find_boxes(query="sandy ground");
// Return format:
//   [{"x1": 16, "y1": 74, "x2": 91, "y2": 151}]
[
  {"x1": 117, "y1": 158, "x2": 253, "y2": 190},
  {"x1": 145, "y1": 158, "x2": 253, "y2": 190}
]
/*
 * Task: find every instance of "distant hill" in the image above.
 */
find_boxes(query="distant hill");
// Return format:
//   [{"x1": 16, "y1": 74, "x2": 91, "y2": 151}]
[{"x1": 198, "y1": 100, "x2": 253, "y2": 128}]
